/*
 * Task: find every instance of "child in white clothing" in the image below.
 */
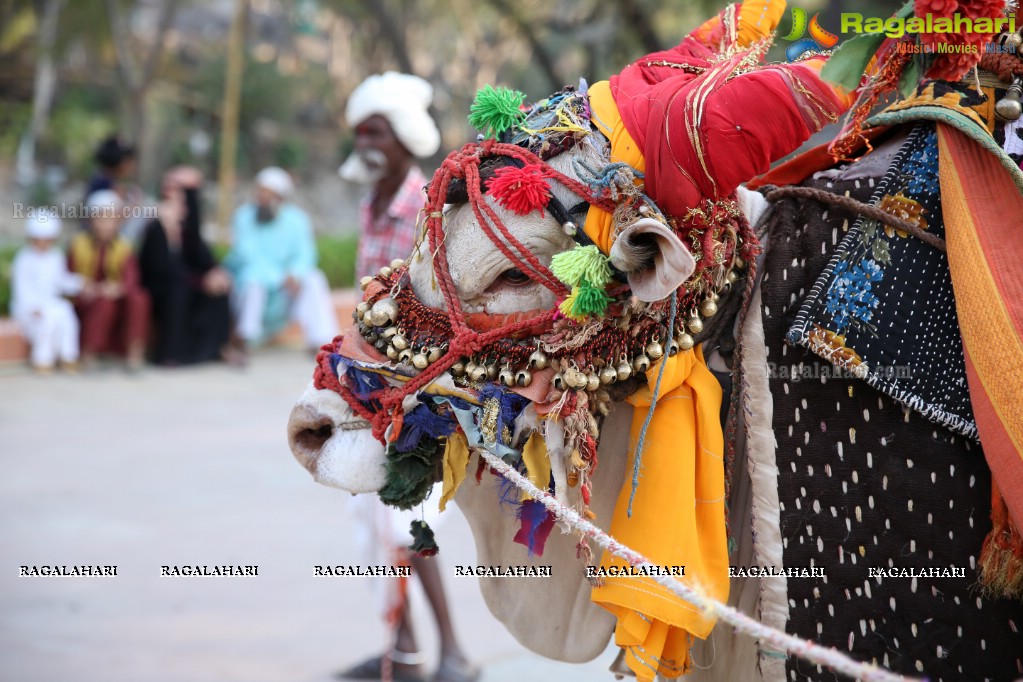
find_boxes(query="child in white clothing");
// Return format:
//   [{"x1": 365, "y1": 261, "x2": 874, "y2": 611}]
[{"x1": 11, "y1": 212, "x2": 83, "y2": 372}]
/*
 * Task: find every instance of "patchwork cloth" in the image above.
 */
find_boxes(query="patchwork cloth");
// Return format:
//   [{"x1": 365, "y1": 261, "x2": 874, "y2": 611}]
[
  {"x1": 786, "y1": 123, "x2": 977, "y2": 438},
  {"x1": 760, "y1": 171, "x2": 1023, "y2": 682}
]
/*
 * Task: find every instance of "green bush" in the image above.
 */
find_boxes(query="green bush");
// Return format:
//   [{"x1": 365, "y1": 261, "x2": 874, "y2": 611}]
[{"x1": 0, "y1": 245, "x2": 16, "y2": 317}]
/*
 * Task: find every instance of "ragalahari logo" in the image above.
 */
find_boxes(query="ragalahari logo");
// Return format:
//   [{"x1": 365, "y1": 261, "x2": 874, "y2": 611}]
[{"x1": 783, "y1": 7, "x2": 840, "y2": 61}]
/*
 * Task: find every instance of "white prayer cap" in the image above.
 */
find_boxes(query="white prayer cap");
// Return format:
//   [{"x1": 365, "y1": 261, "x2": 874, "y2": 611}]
[
  {"x1": 25, "y1": 210, "x2": 62, "y2": 239},
  {"x1": 255, "y1": 166, "x2": 294, "y2": 198},
  {"x1": 346, "y1": 72, "x2": 441, "y2": 158},
  {"x1": 86, "y1": 189, "x2": 124, "y2": 211}
]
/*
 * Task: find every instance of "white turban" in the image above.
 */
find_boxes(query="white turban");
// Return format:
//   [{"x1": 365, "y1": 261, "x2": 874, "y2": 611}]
[
  {"x1": 255, "y1": 166, "x2": 294, "y2": 198},
  {"x1": 345, "y1": 72, "x2": 441, "y2": 158},
  {"x1": 25, "y1": 210, "x2": 62, "y2": 239}
]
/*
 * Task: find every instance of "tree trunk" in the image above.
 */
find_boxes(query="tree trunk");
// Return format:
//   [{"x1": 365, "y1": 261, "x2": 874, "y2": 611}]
[{"x1": 16, "y1": 0, "x2": 64, "y2": 186}]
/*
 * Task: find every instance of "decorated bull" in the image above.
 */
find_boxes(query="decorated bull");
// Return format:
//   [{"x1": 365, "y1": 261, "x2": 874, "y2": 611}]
[{"x1": 288, "y1": 1, "x2": 1023, "y2": 679}]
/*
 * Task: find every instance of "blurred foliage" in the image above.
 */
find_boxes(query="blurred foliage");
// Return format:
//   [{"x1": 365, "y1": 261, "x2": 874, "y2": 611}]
[
  {"x1": 40, "y1": 87, "x2": 118, "y2": 177},
  {"x1": 0, "y1": 244, "x2": 15, "y2": 317},
  {"x1": 0, "y1": 102, "x2": 31, "y2": 158}
]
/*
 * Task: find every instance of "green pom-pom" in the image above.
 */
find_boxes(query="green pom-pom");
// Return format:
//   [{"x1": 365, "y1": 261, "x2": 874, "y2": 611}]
[
  {"x1": 468, "y1": 85, "x2": 526, "y2": 139},
  {"x1": 551, "y1": 245, "x2": 612, "y2": 289},
  {"x1": 571, "y1": 279, "x2": 611, "y2": 317},
  {"x1": 409, "y1": 520, "x2": 439, "y2": 557},
  {"x1": 379, "y1": 439, "x2": 440, "y2": 510}
]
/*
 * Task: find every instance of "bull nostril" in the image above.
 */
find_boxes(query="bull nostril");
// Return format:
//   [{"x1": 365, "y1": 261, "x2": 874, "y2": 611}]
[
  {"x1": 288, "y1": 404, "x2": 335, "y2": 467},
  {"x1": 296, "y1": 422, "x2": 333, "y2": 452}
]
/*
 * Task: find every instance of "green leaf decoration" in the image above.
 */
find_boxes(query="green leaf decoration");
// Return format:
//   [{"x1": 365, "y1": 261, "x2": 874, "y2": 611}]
[
  {"x1": 468, "y1": 85, "x2": 526, "y2": 139},
  {"x1": 821, "y1": 32, "x2": 887, "y2": 91},
  {"x1": 898, "y1": 55, "x2": 922, "y2": 99}
]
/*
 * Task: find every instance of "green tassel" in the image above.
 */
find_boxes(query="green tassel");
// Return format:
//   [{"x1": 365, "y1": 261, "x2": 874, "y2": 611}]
[
  {"x1": 468, "y1": 85, "x2": 526, "y2": 139},
  {"x1": 571, "y1": 279, "x2": 611, "y2": 317},
  {"x1": 379, "y1": 439, "x2": 440, "y2": 510},
  {"x1": 551, "y1": 244, "x2": 612, "y2": 289},
  {"x1": 409, "y1": 520, "x2": 439, "y2": 557}
]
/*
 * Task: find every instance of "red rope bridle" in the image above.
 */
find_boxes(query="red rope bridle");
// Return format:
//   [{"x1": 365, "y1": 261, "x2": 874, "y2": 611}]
[{"x1": 316, "y1": 139, "x2": 616, "y2": 444}]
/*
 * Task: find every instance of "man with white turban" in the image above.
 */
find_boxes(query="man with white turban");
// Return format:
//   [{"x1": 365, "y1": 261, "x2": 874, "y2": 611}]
[
  {"x1": 339, "y1": 71, "x2": 441, "y2": 282},
  {"x1": 225, "y1": 167, "x2": 339, "y2": 359},
  {"x1": 336, "y1": 74, "x2": 479, "y2": 682},
  {"x1": 11, "y1": 211, "x2": 83, "y2": 372}
]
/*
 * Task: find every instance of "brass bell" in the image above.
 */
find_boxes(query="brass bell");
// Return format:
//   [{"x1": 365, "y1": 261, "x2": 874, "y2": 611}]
[
  {"x1": 528, "y1": 350, "x2": 548, "y2": 370},
  {"x1": 667, "y1": 339, "x2": 680, "y2": 356},
  {"x1": 515, "y1": 369, "x2": 532, "y2": 387},
  {"x1": 451, "y1": 361, "x2": 466, "y2": 377},
  {"x1": 586, "y1": 372, "x2": 601, "y2": 392},
  {"x1": 427, "y1": 346, "x2": 443, "y2": 363},
  {"x1": 687, "y1": 316, "x2": 704, "y2": 334},
  {"x1": 699, "y1": 298, "x2": 718, "y2": 318},
  {"x1": 633, "y1": 354, "x2": 651, "y2": 373},
  {"x1": 379, "y1": 266, "x2": 393, "y2": 278},
  {"x1": 356, "y1": 301, "x2": 370, "y2": 319},
  {"x1": 386, "y1": 345, "x2": 398, "y2": 360},
  {"x1": 553, "y1": 372, "x2": 566, "y2": 390},
  {"x1": 562, "y1": 221, "x2": 577, "y2": 236},
  {"x1": 616, "y1": 361, "x2": 633, "y2": 382},
  {"x1": 365, "y1": 331, "x2": 379, "y2": 343},
  {"x1": 996, "y1": 77, "x2": 1023, "y2": 122},
  {"x1": 600, "y1": 366, "x2": 618, "y2": 385},
  {"x1": 678, "y1": 332, "x2": 695, "y2": 351},
  {"x1": 1001, "y1": 31, "x2": 1022, "y2": 50},
  {"x1": 398, "y1": 348, "x2": 413, "y2": 363},
  {"x1": 374, "y1": 339, "x2": 387, "y2": 351},
  {"x1": 412, "y1": 352, "x2": 429, "y2": 370},
  {"x1": 725, "y1": 270, "x2": 739, "y2": 285},
  {"x1": 369, "y1": 298, "x2": 398, "y2": 327},
  {"x1": 485, "y1": 363, "x2": 499, "y2": 380},
  {"x1": 392, "y1": 334, "x2": 409, "y2": 351},
  {"x1": 499, "y1": 367, "x2": 515, "y2": 387},
  {"x1": 646, "y1": 341, "x2": 664, "y2": 360},
  {"x1": 389, "y1": 258, "x2": 406, "y2": 270},
  {"x1": 468, "y1": 363, "x2": 487, "y2": 382},
  {"x1": 359, "y1": 276, "x2": 373, "y2": 290},
  {"x1": 382, "y1": 326, "x2": 398, "y2": 339}
]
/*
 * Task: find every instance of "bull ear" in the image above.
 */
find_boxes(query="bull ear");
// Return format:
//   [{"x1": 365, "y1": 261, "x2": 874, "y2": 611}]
[{"x1": 609, "y1": 218, "x2": 695, "y2": 302}]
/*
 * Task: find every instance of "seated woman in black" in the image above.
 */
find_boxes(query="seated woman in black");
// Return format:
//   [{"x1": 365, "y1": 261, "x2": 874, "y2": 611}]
[{"x1": 138, "y1": 166, "x2": 237, "y2": 366}]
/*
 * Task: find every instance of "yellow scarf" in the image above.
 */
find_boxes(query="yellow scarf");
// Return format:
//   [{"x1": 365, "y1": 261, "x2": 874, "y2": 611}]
[{"x1": 70, "y1": 232, "x2": 132, "y2": 282}]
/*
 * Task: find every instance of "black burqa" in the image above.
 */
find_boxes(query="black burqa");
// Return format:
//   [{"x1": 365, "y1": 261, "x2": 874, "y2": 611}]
[{"x1": 138, "y1": 188, "x2": 231, "y2": 365}]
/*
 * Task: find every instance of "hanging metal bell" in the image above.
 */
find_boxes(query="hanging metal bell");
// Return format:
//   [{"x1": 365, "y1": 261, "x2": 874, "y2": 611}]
[
  {"x1": 389, "y1": 258, "x2": 406, "y2": 270},
  {"x1": 528, "y1": 350, "x2": 548, "y2": 370},
  {"x1": 600, "y1": 366, "x2": 618, "y2": 385},
  {"x1": 515, "y1": 369, "x2": 532, "y2": 388},
  {"x1": 381, "y1": 326, "x2": 398, "y2": 339},
  {"x1": 451, "y1": 361, "x2": 466, "y2": 377},
  {"x1": 678, "y1": 332, "x2": 695, "y2": 351},
  {"x1": 379, "y1": 266, "x2": 393, "y2": 278},
  {"x1": 725, "y1": 270, "x2": 739, "y2": 285},
  {"x1": 398, "y1": 348, "x2": 413, "y2": 364},
  {"x1": 646, "y1": 341, "x2": 664, "y2": 360},
  {"x1": 468, "y1": 363, "x2": 487, "y2": 382},
  {"x1": 427, "y1": 346, "x2": 443, "y2": 363},
  {"x1": 586, "y1": 372, "x2": 601, "y2": 392},
  {"x1": 552, "y1": 373, "x2": 566, "y2": 390},
  {"x1": 485, "y1": 363, "x2": 499, "y2": 380},
  {"x1": 687, "y1": 316, "x2": 704, "y2": 334},
  {"x1": 616, "y1": 361, "x2": 632, "y2": 382},
  {"x1": 412, "y1": 352, "x2": 429, "y2": 370},
  {"x1": 499, "y1": 367, "x2": 515, "y2": 387},
  {"x1": 356, "y1": 302, "x2": 370, "y2": 320},
  {"x1": 386, "y1": 345, "x2": 398, "y2": 360},
  {"x1": 369, "y1": 298, "x2": 398, "y2": 327},
  {"x1": 699, "y1": 298, "x2": 718, "y2": 318},
  {"x1": 996, "y1": 77, "x2": 1023, "y2": 122},
  {"x1": 359, "y1": 276, "x2": 373, "y2": 290},
  {"x1": 667, "y1": 338, "x2": 680, "y2": 356},
  {"x1": 391, "y1": 334, "x2": 409, "y2": 351},
  {"x1": 633, "y1": 354, "x2": 651, "y2": 373}
]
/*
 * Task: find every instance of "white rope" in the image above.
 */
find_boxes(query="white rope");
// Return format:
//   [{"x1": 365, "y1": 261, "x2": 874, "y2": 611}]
[{"x1": 477, "y1": 448, "x2": 914, "y2": 682}]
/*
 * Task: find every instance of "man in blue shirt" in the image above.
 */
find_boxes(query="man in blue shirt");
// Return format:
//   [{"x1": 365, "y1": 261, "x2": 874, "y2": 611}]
[{"x1": 227, "y1": 167, "x2": 338, "y2": 357}]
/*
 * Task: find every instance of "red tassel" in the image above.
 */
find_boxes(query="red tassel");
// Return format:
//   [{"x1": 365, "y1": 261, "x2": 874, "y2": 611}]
[{"x1": 486, "y1": 164, "x2": 552, "y2": 216}]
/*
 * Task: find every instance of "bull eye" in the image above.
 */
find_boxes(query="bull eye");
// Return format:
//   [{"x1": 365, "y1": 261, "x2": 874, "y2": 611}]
[{"x1": 499, "y1": 267, "x2": 531, "y2": 286}]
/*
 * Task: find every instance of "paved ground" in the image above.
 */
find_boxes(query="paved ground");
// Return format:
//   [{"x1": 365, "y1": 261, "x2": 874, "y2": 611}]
[{"x1": 0, "y1": 351, "x2": 618, "y2": 682}]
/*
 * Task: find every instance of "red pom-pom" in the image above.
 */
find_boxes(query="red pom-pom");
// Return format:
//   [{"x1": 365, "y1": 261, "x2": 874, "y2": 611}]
[{"x1": 486, "y1": 164, "x2": 552, "y2": 216}]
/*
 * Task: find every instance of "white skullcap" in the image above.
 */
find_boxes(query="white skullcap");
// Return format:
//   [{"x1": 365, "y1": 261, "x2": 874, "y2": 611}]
[
  {"x1": 346, "y1": 72, "x2": 441, "y2": 158},
  {"x1": 25, "y1": 210, "x2": 62, "y2": 239},
  {"x1": 85, "y1": 189, "x2": 124, "y2": 211},
  {"x1": 255, "y1": 166, "x2": 294, "y2": 198}
]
